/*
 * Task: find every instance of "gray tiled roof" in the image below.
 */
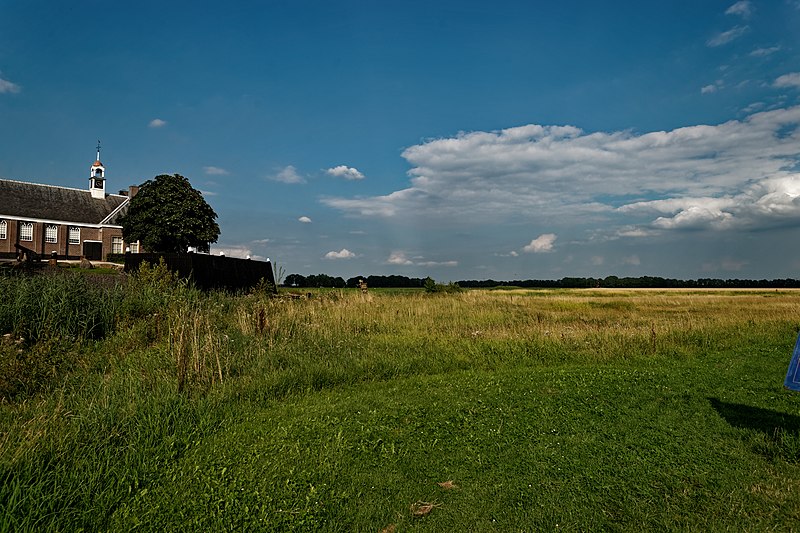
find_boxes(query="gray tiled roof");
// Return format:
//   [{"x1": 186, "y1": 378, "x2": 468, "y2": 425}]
[{"x1": 0, "y1": 179, "x2": 129, "y2": 225}]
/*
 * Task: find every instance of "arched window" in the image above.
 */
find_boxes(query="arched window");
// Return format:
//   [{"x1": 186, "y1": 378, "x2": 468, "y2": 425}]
[
  {"x1": 20, "y1": 222, "x2": 33, "y2": 242},
  {"x1": 45, "y1": 225, "x2": 58, "y2": 243},
  {"x1": 69, "y1": 226, "x2": 80, "y2": 244},
  {"x1": 0, "y1": 220, "x2": 6, "y2": 240}
]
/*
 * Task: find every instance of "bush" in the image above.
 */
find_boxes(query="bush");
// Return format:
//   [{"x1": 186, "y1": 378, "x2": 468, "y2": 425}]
[{"x1": 423, "y1": 277, "x2": 462, "y2": 294}]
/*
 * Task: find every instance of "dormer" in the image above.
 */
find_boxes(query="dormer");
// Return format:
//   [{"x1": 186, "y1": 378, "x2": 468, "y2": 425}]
[{"x1": 90, "y1": 141, "x2": 106, "y2": 199}]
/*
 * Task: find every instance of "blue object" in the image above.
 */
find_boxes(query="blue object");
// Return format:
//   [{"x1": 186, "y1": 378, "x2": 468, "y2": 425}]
[{"x1": 785, "y1": 332, "x2": 800, "y2": 392}]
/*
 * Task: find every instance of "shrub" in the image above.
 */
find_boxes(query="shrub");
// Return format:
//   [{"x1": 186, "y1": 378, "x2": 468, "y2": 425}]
[
  {"x1": 424, "y1": 277, "x2": 462, "y2": 294},
  {"x1": 116, "y1": 258, "x2": 186, "y2": 322}
]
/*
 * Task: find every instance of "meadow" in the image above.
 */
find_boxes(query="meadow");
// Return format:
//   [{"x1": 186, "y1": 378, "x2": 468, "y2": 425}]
[{"x1": 1, "y1": 265, "x2": 800, "y2": 531}]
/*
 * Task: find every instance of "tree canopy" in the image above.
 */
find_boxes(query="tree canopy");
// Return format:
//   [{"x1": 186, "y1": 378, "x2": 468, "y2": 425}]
[{"x1": 120, "y1": 174, "x2": 220, "y2": 253}]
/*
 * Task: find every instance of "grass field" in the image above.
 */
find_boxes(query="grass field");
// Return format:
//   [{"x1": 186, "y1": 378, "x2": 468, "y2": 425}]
[{"x1": 2, "y1": 272, "x2": 800, "y2": 531}]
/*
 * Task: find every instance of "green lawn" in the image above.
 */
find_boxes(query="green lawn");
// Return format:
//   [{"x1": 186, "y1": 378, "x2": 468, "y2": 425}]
[
  {"x1": 108, "y1": 356, "x2": 800, "y2": 531},
  {"x1": 2, "y1": 280, "x2": 800, "y2": 531}
]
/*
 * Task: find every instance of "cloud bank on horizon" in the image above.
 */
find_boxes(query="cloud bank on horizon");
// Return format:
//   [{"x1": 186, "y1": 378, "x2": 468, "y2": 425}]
[{"x1": 324, "y1": 105, "x2": 800, "y2": 243}]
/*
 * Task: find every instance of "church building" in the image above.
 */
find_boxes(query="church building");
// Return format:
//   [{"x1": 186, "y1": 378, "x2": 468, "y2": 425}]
[{"x1": 0, "y1": 144, "x2": 140, "y2": 262}]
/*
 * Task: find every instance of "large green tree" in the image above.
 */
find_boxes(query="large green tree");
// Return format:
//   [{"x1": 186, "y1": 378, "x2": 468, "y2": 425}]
[{"x1": 120, "y1": 174, "x2": 220, "y2": 253}]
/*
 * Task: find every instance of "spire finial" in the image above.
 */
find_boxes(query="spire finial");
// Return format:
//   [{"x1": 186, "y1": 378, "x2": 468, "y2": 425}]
[{"x1": 96, "y1": 140, "x2": 101, "y2": 161}]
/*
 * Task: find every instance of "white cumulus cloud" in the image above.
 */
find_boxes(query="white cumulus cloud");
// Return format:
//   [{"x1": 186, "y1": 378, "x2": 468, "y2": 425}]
[
  {"x1": 324, "y1": 248, "x2": 356, "y2": 259},
  {"x1": 620, "y1": 173, "x2": 800, "y2": 231},
  {"x1": 298, "y1": 216, "x2": 312, "y2": 223},
  {"x1": 326, "y1": 165, "x2": 365, "y2": 180},
  {"x1": 211, "y1": 245, "x2": 265, "y2": 260},
  {"x1": 323, "y1": 106, "x2": 800, "y2": 238},
  {"x1": 270, "y1": 165, "x2": 305, "y2": 184},
  {"x1": 523, "y1": 234, "x2": 557, "y2": 253},
  {"x1": 652, "y1": 206, "x2": 735, "y2": 230},
  {"x1": 148, "y1": 118, "x2": 167, "y2": 128},
  {"x1": 775, "y1": 73, "x2": 800, "y2": 89},
  {"x1": 387, "y1": 251, "x2": 414, "y2": 265}
]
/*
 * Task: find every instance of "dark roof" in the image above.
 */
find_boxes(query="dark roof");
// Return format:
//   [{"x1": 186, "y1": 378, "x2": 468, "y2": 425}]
[{"x1": 0, "y1": 179, "x2": 129, "y2": 225}]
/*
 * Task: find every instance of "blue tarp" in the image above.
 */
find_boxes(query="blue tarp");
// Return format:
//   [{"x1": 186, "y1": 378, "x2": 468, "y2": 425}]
[{"x1": 784, "y1": 332, "x2": 800, "y2": 392}]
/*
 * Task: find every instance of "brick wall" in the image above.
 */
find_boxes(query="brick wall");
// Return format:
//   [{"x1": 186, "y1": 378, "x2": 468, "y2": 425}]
[{"x1": 0, "y1": 219, "x2": 127, "y2": 261}]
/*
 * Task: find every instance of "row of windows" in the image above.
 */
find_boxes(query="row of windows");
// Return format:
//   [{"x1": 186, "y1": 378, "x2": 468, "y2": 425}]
[
  {"x1": 0, "y1": 221, "x2": 138, "y2": 254},
  {"x1": 108, "y1": 238, "x2": 140, "y2": 254},
  {"x1": 0, "y1": 220, "x2": 139, "y2": 255},
  {"x1": 0, "y1": 221, "x2": 82, "y2": 245}
]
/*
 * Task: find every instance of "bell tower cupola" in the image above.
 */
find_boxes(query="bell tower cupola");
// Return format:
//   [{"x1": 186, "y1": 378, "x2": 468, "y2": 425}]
[{"x1": 90, "y1": 140, "x2": 106, "y2": 199}]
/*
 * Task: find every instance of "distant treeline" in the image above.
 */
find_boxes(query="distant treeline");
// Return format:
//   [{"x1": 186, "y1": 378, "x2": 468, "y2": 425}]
[
  {"x1": 457, "y1": 276, "x2": 800, "y2": 289},
  {"x1": 284, "y1": 274, "x2": 426, "y2": 289},
  {"x1": 283, "y1": 274, "x2": 800, "y2": 289}
]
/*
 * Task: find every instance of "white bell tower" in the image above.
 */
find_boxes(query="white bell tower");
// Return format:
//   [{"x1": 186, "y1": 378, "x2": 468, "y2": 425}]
[{"x1": 90, "y1": 140, "x2": 106, "y2": 199}]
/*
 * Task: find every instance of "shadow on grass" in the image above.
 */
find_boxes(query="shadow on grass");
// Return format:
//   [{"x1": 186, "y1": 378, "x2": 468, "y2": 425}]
[
  {"x1": 709, "y1": 397, "x2": 800, "y2": 462},
  {"x1": 708, "y1": 398, "x2": 800, "y2": 434}
]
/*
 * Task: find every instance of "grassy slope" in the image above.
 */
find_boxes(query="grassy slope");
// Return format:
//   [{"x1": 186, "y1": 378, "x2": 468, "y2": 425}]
[{"x1": 2, "y1": 287, "x2": 800, "y2": 531}]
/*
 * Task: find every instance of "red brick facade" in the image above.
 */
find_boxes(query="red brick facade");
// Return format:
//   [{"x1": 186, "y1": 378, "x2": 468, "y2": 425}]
[{"x1": 0, "y1": 218, "x2": 130, "y2": 261}]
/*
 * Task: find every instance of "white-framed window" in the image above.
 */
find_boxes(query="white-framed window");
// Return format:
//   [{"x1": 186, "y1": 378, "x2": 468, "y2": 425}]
[
  {"x1": 0, "y1": 220, "x2": 6, "y2": 240},
  {"x1": 69, "y1": 226, "x2": 80, "y2": 245},
  {"x1": 45, "y1": 224, "x2": 58, "y2": 243},
  {"x1": 129, "y1": 241, "x2": 139, "y2": 253},
  {"x1": 111, "y1": 236, "x2": 123, "y2": 254},
  {"x1": 20, "y1": 222, "x2": 33, "y2": 242}
]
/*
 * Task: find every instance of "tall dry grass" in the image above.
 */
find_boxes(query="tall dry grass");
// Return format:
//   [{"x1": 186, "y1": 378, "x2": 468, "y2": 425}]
[{"x1": 211, "y1": 288, "x2": 800, "y2": 399}]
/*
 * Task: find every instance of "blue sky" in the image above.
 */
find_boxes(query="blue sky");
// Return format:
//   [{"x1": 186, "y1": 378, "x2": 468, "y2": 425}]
[{"x1": 1, "y1": 1, "x2": 799, "y2": 280}]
